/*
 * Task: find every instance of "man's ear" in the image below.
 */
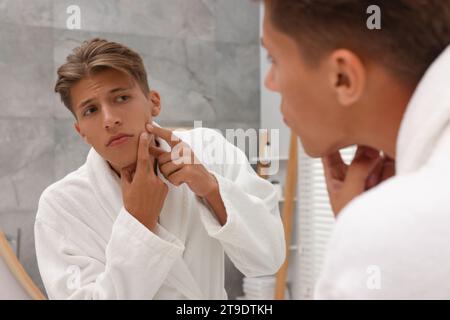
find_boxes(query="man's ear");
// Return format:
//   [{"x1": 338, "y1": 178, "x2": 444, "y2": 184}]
[
  {"x1": 148, "y1": 90, "x2": 161, "y2": 117},
  {"x1": 74, "y1": 122, "x2": 89, "y2": 144},
  {"x1": 327, "y1": 49, "x2": 366, "y2": 107}
]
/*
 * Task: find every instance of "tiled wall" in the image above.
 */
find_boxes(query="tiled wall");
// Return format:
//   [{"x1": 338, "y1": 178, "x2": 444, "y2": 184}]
[{"x1": 0, "y1": 0, "x2": 260, "y2": 298}]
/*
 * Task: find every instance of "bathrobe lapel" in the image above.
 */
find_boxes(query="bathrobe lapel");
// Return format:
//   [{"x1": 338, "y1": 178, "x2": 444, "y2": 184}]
[{"x1": 396, "y1": 46, "x2": 450, "y2": 175}]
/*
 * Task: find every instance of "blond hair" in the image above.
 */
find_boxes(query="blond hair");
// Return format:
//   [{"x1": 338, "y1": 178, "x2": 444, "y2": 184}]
[{"x1": 55, "y1": 38, "x2": 150, "y2": 116}]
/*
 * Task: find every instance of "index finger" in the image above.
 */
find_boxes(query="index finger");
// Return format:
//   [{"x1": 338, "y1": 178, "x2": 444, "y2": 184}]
[
  {"x1": 149, "y1": 145, "x2": 166, "y2": 158},
  {"x1": 135, "y1": 132, "x2": 153, "y2": 177},
  {"x1": 146, "y1": 124, "x2": 181, "y2": 148}
]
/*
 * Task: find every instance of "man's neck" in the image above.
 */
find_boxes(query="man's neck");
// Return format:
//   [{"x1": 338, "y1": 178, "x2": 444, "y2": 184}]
[
  {"x1": 108, "y1": 159, "x2": 158, "y2": 179},
  {"x1": 108, "y1": 162, "x2": 128, "y2": 178},
  {"x1": 353, "y1": 74, "x2": 416, "y2": 159},
  {"x1": 108, "y1": 137, "x2": 160, "y2": 178}
]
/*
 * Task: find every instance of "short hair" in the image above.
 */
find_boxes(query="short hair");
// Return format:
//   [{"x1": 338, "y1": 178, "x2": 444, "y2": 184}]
[
  {"x1": 265, "y1": 0, "x2": 450, "y2": 85},
  {"x1": 54, "y1": 38, "x2": 150, "y2": 116}
]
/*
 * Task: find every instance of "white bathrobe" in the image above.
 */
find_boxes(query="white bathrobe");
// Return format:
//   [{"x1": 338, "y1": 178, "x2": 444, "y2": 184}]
[
  {"x1": 315, "y1": 46, "x2": 450, "y2": 299},
  {"x1": 35, "y1": 127, "x2": 285, "y2": 300}
]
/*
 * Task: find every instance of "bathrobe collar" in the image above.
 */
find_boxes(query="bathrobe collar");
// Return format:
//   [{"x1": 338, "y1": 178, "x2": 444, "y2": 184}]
[{"x1": 396, "y1": 46, "x2": 450, "y2": 175}]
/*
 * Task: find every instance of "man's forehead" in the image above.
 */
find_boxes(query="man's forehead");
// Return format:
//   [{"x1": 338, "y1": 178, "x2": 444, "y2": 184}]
[
  {"x1": 261, "y1": 13, "x2": 278, "y2": 50},
  {"x1": 71, "y1": 69, "x2": 136, "y2": 106},
  {"x1": 82, "y1": 69, "x2": 135, "y2": 89}
]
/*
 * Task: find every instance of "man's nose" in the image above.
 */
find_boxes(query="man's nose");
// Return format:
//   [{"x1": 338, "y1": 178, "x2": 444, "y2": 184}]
[
  {"x1": 103, "y1": 106, "x2": 122, "y2": 129},
  {"x1": 264, "y1": 65, "x2": 278, "y2": 92}
]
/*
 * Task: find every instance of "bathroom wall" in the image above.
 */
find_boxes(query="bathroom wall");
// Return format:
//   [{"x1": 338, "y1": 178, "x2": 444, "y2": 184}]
[{"x1": 0, "y1": 0, "x2": 261, "y2": 298}]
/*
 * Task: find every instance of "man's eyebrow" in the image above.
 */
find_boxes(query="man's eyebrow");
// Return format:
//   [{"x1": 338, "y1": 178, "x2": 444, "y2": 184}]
[
  {"x1": 78, "y1": 98, "x2": 94, "y2": 109},
  {"x1": 109, "y1": 86, "x2": 132, "y2": 94},
  {"x1": 77, "y1": 87, "x2": 133, "y2": 109}
]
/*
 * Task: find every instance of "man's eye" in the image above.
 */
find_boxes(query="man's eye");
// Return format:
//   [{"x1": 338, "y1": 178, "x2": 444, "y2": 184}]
[
  {"x1": 83, "y1": 106, "x2": 97, "y2": 117},
  {"x1": 116, "y1": 95, "x2": 130, "y2": 103}
]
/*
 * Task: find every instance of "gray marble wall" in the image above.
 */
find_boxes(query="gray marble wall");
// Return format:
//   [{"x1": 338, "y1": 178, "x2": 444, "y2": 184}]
[{"x1": 0, "y1": 0, "x2": 260, "y2": 299}]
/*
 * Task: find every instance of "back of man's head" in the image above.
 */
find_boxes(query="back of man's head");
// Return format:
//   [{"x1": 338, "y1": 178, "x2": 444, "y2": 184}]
[{"x1": 265, "y1": 0, "x2": 450, "y2": 85}]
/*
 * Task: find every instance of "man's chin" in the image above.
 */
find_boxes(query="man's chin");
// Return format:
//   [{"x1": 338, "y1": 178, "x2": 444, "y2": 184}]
[
  {"x1": 301, "y1": 141, "x2": 329, "y2": 159},
  {"x1": 303, "y1": 148, "x2": 323, "y2": 159}
]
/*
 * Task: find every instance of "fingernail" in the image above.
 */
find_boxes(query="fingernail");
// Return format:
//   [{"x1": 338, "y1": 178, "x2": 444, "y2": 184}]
[{"x1": 146, "y1": 123, "x2": 153, "y2": 130}]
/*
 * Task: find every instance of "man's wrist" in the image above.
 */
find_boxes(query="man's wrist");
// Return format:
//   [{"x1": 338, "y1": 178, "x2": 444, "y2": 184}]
[
  {"x1": 202, "y1": 174, "x2": 228, "y2": 226},
  {"x1": 203, "y1": 174, "x2": 220, "y2": 201},
  {"x1": 125, "y1": 206, "x2": 158, "y2": 232}
]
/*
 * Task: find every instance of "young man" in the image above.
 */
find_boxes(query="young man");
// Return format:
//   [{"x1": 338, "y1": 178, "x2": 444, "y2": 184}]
[
  {"x1": 35, "y1": 38, "x2": 285, "y2": 299},
  {"x1": 262, "y1": 0, "x2": 450, "y2": 298}
]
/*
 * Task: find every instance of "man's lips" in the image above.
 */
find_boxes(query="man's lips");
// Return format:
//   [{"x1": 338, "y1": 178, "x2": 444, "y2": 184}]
[{"x1": 106, "y1": 133, "x2": 134, "y2": 147}]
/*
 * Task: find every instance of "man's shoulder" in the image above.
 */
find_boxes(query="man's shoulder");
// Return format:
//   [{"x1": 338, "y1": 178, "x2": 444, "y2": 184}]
[
  {"x1": 340, "y1": 166, "x2": 450, "y2": 224},
  {"x1": 317, "y1": 169, "x2": 450, "y2": 299},
  {"x1": 329, "y1": 167, "x2": 450, "y2": 258}
]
